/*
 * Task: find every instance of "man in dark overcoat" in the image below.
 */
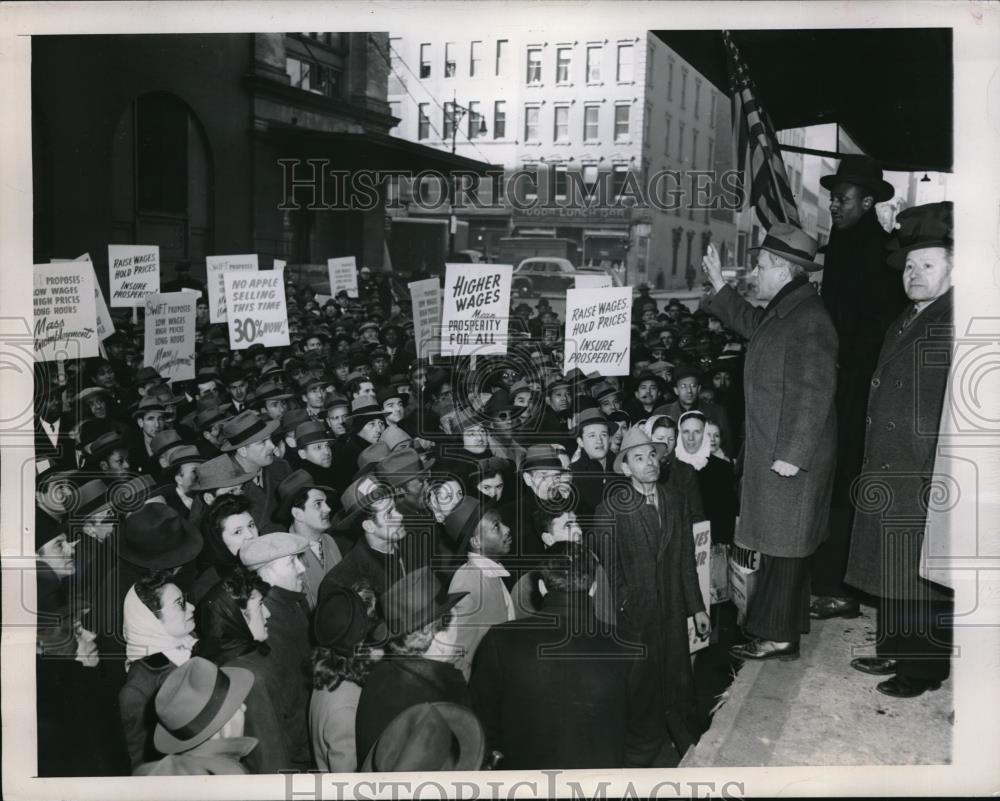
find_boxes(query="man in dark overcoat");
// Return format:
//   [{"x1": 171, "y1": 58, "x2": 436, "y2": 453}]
[
  {"x1": 702, "y1": 223, "x2": 838, "y2": 661},
  {"x1": 812, "y1": 155, "x2": 910, "y2": 619},
  {"x1": 844, "y1": 202, "x2": 955, "y2": 698}
]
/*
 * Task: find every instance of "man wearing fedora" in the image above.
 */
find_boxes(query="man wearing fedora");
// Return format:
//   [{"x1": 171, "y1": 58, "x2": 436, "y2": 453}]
[
  {"x1": 221, "y1": 410, "x2": 292, "y2": 530},
  {"x1": 293, "y1": 420, "x2": 340, "y2": 489},
  {"x1": 702, "y1": 223, "x2": 838, "y2": 663},
  {"x1": 571, "y1": 408, "x2": 615, "y2": 517},
  {"x1": 517, "y1": 445, "x2": 575, "y2": 558},
  {"x1": 158, "y1": 446, "x2": 205, "y2": 520},
  {"x1": 812, "y1": 154, "x2": 910, "y2": 621},
  {"x1": 128, "y1": 397, "x2": 167, "y2": 476},
  {"x1": 843, "y1": 202, "x2": 955, "y2": 698}
]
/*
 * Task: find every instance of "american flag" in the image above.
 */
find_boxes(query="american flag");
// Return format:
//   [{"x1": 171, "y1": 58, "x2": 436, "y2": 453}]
[{"x1": 723, "y1": 30, "x2": 801, "y2": 230}]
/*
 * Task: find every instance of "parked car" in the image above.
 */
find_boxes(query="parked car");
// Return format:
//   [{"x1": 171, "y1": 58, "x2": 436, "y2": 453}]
[{"x1": 511, "y1": 257, "x2": 581, "y2": 297}]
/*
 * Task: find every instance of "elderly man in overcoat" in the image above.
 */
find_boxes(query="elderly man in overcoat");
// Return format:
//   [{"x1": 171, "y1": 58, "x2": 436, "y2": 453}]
[
  {"x1": 702, "y1": 224, "x2": 838, "y2": 661},
  {"x1": 844, "y1": 202, "x2": 954, "y2": 698}
]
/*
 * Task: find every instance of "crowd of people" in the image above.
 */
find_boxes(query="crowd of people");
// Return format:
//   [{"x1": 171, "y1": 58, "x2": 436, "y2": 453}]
[{"x1": 33, "y1": 156, "x2": 955, "y2": 775}]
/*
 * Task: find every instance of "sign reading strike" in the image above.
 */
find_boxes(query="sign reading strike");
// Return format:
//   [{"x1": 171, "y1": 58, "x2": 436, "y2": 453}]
[
  {"x1": 409, "y1": 278, "x2": 442, "y2": 360},
  {"x1": 574, "y1": 273, "x2": 613, "y2": 289},
  {"x1": 108, "y1": 244, "x2": 160, "y2": 307},
  {"x1": 440, "y1": 264, "x2": 512, "y2": 356},
  {"x1": 34, "y1": 262, "x2": 99, "y2": 361},
  {"x1": 328, "y1": 256, "x2": 359, "y2": 298},
  {"x1": 223, "y1": 270, "x2": 290, "y2": 350},
  {"x1": 143, "y1": 292, "x2": 196, "y2": 381},
  {"x1": 206, "y1": 254, "x2": 258, "y2": 322},
  {"x1": 562, "y1": 286, "x2": 631, "y2": 375}
]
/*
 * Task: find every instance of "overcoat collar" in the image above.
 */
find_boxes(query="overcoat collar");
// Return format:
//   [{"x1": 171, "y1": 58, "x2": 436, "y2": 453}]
[
  {"x1": 768, "y1": 278, "x2": 816, "y2": 320},
  {"x1": 877, "y1": 287, "x2": 953, "y2": 367}
]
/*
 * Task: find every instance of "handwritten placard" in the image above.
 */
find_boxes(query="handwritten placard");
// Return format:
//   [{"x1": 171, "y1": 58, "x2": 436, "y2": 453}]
[
  {"x1": 108, "y1": 244, "x2": 160, "y2": 307},
  {"x1": 34, "y1": 262, "x2": 99, "y2": 361},
  {"x1": 688, "y1": 520, "x2": 712, "y2": 654},
  {"x1": 575, "y1": 273, "x2": 613, "y2": 289},
  {"x1": 409, "y1": 278, "x2": 442, "y2": 360},
  {"x1": 52, "y1": 254, "x2": 115, "y2": 341},
  {"x1": 441, "y1": 264, "x2": 512, "y2": 356},
  {"x1": 223, "y1": 270, "x2": 290, "y2": 350},
  {"x1": 143, "y1": 292, "x2": 196, "y2": 381},
  {"x1": 206, "y1": 254, "x2": 258, "y2": 322},
  {"x1": 327, "y1": 256, "x2": 359, "y2": 298},
  {"x1": 562, "y1": 286, "x2": 631, "y2": 375}
]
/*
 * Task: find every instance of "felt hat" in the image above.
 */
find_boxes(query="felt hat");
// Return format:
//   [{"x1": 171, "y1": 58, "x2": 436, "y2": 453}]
[
  {"x1": 346, "y1": 397, "x2": 389, "y2": 424},
  {"x1": 442, "y1": 496, "x2": 491, "y2": 553},
  {"x1": 131, "y1": 396, "x2": 166, "y2": 419},
  {"x1": 748, "y1": 223, "x2": 823, "y2": 272},
  {"x1": 251, "y1": 380, "x2": 294, "y2": 406},
  {"x1": 358, "y1": 440, "x2": 392, "y2": 473},
  {"x1": 377, "y1": 385, "x2": 405, "y2": 406},
  {"x1": 163, "y1": 445, "x2": 205, "y2": 469},
  {"x1": 106, "y1": 474, "x2": 157, "y2": 516},
  {"x1": 313, "y1": 585, "x2": 371, "y2": 654},
  {"x1": 361, "y1": 702, "x2": 484, "y2": 772},
  {"x1": 87, "y1": 432, "x2": 127, "y2": 460},
  {"x1": 150, "y1": 430, "x2": 185, "y2": 460},
  {"x1": 152, "y1": 657, "x2": 255, "y2": 755},
  {"x1": 331, "y1": 475, "x2": 396, "y2": 532},
  {"x1": 574, "y1": 407, "x2": 614, "y2": 436},
  {"x1": 380, "y1": 425, "x2": 414, "y2": 452},
  {"x1": 591, "y1": 380, "x2": 620, "y2": 401},
  {"x1": 118, "y1": 503, "x2": 203, "y2": 570},
  {"x1": 324, "y1": 392, "x2": 350, "y2": 411},
  {"x1": 218, "y1": 411, "x2": 279, "y2": 452},
  {"x1": 374, "y1": 449, "x2": 431, "y2": 488},
  {"x1": 819, "y1": 154, "x2": 894, "y2": 203},
  {"x1": 293, "y1": 421, "x2": 335, "y2": 449},
  {"x1": 613, "y1": 426, "x2": 667, "y2": 473},
  {"x1": 134, "y1": 367, "x2": 164, "y2": 387},
  {"x1": 190, "y1": 455, "x2": 256, "y2": 492},
  {"x1": 521, "y1": 444, "x2": 568, "y2": 473},
  {"x1": 239, "y1": 531, "x2": 310, "y2": 571},
  {"x1": 275, "y1": 469, "x2": 334, "y2": 524},
  {"x1": 279, "y1": 408, "x2": 312, "y2": 437},
  {"x1": 193, "y1": 404, "x2": 230, "y2": 431},
  {"x1": 885, "y1": 201, "x2": 953, "y2": 269},
  {"x1": 382, "y1": 567, "x2": 467, "y2": 640}
]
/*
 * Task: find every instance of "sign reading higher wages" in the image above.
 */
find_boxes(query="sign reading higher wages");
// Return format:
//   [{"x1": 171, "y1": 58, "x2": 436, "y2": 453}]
[
  {"x1": 223, "y1": 270, "x2": 290, "y2": 349},
  {"x1": 440, "y1": 264, "x2": 512, "y2": 356}
]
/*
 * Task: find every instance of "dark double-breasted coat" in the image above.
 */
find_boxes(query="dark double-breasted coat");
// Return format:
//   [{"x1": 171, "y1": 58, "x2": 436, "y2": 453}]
[
  {"x1": 844, "y1": 289, "x2": 953, "y2": 602},
  {"x1": 706, "y1": 282, "x2": 839, "y2": 558}
]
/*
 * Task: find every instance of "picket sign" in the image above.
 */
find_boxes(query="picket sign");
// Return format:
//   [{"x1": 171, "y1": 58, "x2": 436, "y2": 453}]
[
  {"x1": 688, "y1": 520, "x2": 712, "y2": 654},
  {"x1": 562, "y1": 286, "x2": 632, "y2": 376},
  {"x1": 440, "y1": 264, "x2": 512, "y2": 356},
  {"x1": 206, "y1": 254, "x2": 258, "y2": 323},
  {"x1": 33, "y1": 262, "x2": 100, "y2": 361},
  {"x1": 328, "y1": 256, "x2": 359, "y2": 298},
  {"x1": 222, "y1": 270, "x2": 290, "y2": 350},
  {"x1": 409, "y1": 278, "x2": 442, "y2": 360},
  {"x1": 108, "y1": 244, "x2": 160, "y2": 308},
  {"x1": 143, "y1": 292, "x2": 196, "y2": 381}
]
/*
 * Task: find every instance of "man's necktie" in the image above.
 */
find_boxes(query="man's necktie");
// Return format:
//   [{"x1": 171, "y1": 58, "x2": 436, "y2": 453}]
[
  {"x1": 900, "y1": 305, "x2": 919, "y2": 332},
  {"x1": 309, "y1": 540, "x2": 323, "y2": 563},
  {"x1": 253, "y1": 471, "x2": 264, "y2": 489}
]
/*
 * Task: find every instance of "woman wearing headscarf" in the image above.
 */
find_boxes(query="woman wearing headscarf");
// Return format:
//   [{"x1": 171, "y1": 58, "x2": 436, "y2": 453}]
[
  {"x1": 119, "y1": 572, "x2": 197, "y2": 770},
  {"x1": 675, "y1": 411, "x2": 738, "y2": 546},
  {"x1": 643, "y1": 414, "x2": 705, "y2": 524}
]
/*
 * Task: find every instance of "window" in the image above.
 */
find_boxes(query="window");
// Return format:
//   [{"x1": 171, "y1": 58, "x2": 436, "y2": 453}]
[
  {"x1": 707, "y1": 138, "x2": 715, "y2": 170},
  {"x1": 553, "y1": 105, "x2": 570, "y2": 142},
  {"x1": 586, "y1": 45, "x2": 601, "y2": 82},
  {"x1": 526, "y1": 48, "x2": 542, "y2": 84},
  {"x1": 496, "y1": 39, "x2": 508, "y2": 76},
  {"x1": 692, "y1": 129, "x2": 699, "y2": 169},
  {"x1": 678, "y1": 120, "x2": 685, "y2": 161},
  {"x1": 663, "y1": 113, "x2": 672, "y2": 156},
  {"x1": 616, "y1": 43, "x2": 633, "y2": 82},
  {"x1": 286, "y1": 57, "x2": 342, "y2": 99},
  {"x1": 468, "y1": 101, "x2": 484, "y2": 139},
  {"x1": 470, "y1": 41, "x2": 482, "y2": 76},
  {"x1": 443, "y1": 102, "x2": 455, "y2": 141},
  {"x1": 136, "y1": 93, "x2": 188, "y2": 215},
  {"x1": 709, "y1": 93, "x2": 717, "y2": 128},
  {"x1": 524, "y1": 105, "x2": 540, "y2": 141},
  {"x1": 417, "y1": 103, "x2": 430, "y2": 140},
  {"x1": 667, "y1": 58, "x2": 674, "y2": 101},
  {"x1": 554, "y1": 166, "x2": 568, "y2": 199},
  {"x1": 583, "y1": 104, "x2": 600, "y2": 142},
  {"x1": 694, "y1": 77, "x2": 702, "y2": 118},
  {"x1": 494, "y1": 101, "x2": 507, "y2": 139},
  {"x1": 445, "y1": 42, "x2": 456, "y2": 77},
  {"x1": 614, "y1": 103, "x2": 630, "y2": 142},
  {"x1": 681, "y1": 67, "x2": 688, "y2": 109},
  {"x1": 521, "y1": 165, "x2": 539, "y2": 199},
  {"x1": 420, "y1": 43, "x2": 431, "y2": 78},
  {"x1": 582, "y1": 164, "x2": 599, "y2": 189},
  {"x1": 556, "y1": 47, "x2": 571, "y2": 83},
  {"x1": 612, "y1": 165, "x2": 629, "y2": 199}
]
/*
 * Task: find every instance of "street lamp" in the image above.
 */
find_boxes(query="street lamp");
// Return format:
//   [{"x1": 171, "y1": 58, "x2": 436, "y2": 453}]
[{"x1": 447, "y1": 92, "x2": 488, "y2": 257}]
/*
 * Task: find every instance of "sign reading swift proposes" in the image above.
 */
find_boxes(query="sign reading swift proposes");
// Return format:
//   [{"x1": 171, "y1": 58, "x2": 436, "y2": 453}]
[
  {"x1": 206, "y1": 254, "x2": 258, "y2": 322},
  {"x1": 327, "y1": 256, "x2": 359, "y2": 298},
  {"x1": 143, "y1": 292, "x2": 196, "y2": 381},
  {"x1": 223, "y1": 271, "x2": 290, "y2": 349},
  {"x1": 562, "y1": 286, "x2": 631, "y2": 375},
  {"x1": 441, "y1": 264, "x2": 512, "y2": 356},
  {"x1": 574, "y1": 273, "x2": 613, "y2": 289},
  {"x1": 409, "y1": 278, "x2": 442, "y2": 360},
  {"x1": 108, "y1": 245, "x2": 160, "y2": 307},
  {"x1": 34, "y1": 262, "x2": 99, "y2": 361}
]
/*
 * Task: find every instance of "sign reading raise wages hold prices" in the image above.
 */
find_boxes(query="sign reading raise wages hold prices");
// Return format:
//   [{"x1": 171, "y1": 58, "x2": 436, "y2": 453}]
[
  {"x1": 562, "y1": 286, "x2": 632, "y2": 376},
  {"x1": 206, "y1": 254, "x2": 258, "y2": 322},
  {"x1": 34, "y1": 262, "x2": 99, "y2": 361},
  {"x1": 143, "y1": 292, "x2": 196, "y2": 381},
  {"x1": 223, "y1": 270, "x2": 290, "y2": 349},
  {"x1": 108, "y1": 244, "x2": 160, "y2": 307},
  {"x1": 440, "y1": 264, "x2": 512, "y2": 356}
]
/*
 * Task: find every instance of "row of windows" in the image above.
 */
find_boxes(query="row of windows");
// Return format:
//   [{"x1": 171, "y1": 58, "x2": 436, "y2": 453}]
[{"x1": 286, "y1": 56, "x2": 342, "y2": 98}]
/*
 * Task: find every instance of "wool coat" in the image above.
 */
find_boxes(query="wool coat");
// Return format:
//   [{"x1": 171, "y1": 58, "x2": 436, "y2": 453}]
[
  {"x1": 447, "y1": 555, "x2": 515, "y2": 680},
  {"x1": 845, "y1": 289, "x2": 953, "y2": 602},
  {"x1": 706, "y1": 282, "x2": 838, "y2": 558}
]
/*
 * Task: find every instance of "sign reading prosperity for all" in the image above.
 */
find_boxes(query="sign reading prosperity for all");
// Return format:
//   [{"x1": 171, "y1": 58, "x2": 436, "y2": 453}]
[
  {"x1": 440, "y1": 264, "x2": 512, "y2": 356},
  {"x1": 562, "y1": 286, "x2": 632, "y2": 376},
  {"x1": 33, "y1": 262, "x2": 99, "y2": 361},
  {"x1": 222, "y1": 270, "x2": 290, "y2": 350},
  {"x1": 206, "y1": 254, "x2": 259, "y2": 322},
  {"x1": 108, "y1": 244, "x2": 160, "y2": 307}
]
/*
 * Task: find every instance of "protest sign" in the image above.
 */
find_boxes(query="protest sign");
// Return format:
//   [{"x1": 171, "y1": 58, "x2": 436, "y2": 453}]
[
  {"x1": 440, "y1": 264, "x2": 512, "y2": 356},
  {"x1": 206, "y1": 254, "x2": 258, "y2": 322},
  {"x1": 223, "y1": 270, "x2": 290, "y2": 350},
  {"x1": 688, "y1": 520, "x2": 712, "y2": 654},
  {"x1": 327, "y1": 256, "x2": 359, "y2": 298},
  {"x1": 52, "y1": 254, "x2": 115, "y2": 341},
  {"x1": 273, "y1": 258, "x2": 286, "y2": 273},
  {"x1": 34, "y1": 262, "x2": 99, "y2": 361},
  {"x1": 108, "y1": 244, "x2": 160, "y2": 307},
  {"x1": 408, "y1": 278, "x2": 442, "y2": 360},
  {"x1": 143, "y1": 292, "x2": 196, "y2": 381},
  {"x1": 562, "y1": 286, "x2": 631, "y2": 376},
  {"x1": 574, "y1": 273, "x2": 613, "y2": 289}
]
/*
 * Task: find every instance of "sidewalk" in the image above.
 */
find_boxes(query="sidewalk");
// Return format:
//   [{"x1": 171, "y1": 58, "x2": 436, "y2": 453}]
[{"x1": 682, "y1": 603, "x2": 953, "y2": 767}]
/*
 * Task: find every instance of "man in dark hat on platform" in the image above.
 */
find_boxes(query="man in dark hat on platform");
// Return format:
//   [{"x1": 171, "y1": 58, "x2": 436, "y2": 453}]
[{"x1": 811, "y1": 155, "x2": 910, "y2": 620}]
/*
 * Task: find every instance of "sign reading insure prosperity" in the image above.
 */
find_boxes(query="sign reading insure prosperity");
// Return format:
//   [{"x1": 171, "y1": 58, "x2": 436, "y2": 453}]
[
  {"x1": 327, "y1": 256, "x2": 359, "y2": 298},
  {"x1": 143, "y1": 292, "x2": 196, "y2": 381},
  {"x1": 440, "y1": 264, "x2": 512, "y2": 356},
  {"x1": 562, "y1": 286, "x2": 632, "y2": 376},
  {"x1": 409, "y1": 278, "x2": 442, "y2": 360},
  {"x1": 33, "y1": 262, "x2": 99, "y2": 361},
  {"x1": 108, "y1": 244, "x2": 160, "y2": 307},
  {"x1": 223, "y1": 270, "x2": 290, "y2": 350},
  {"x1": 206, "y1": 254, "x2": 259, "y2": 322}
]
